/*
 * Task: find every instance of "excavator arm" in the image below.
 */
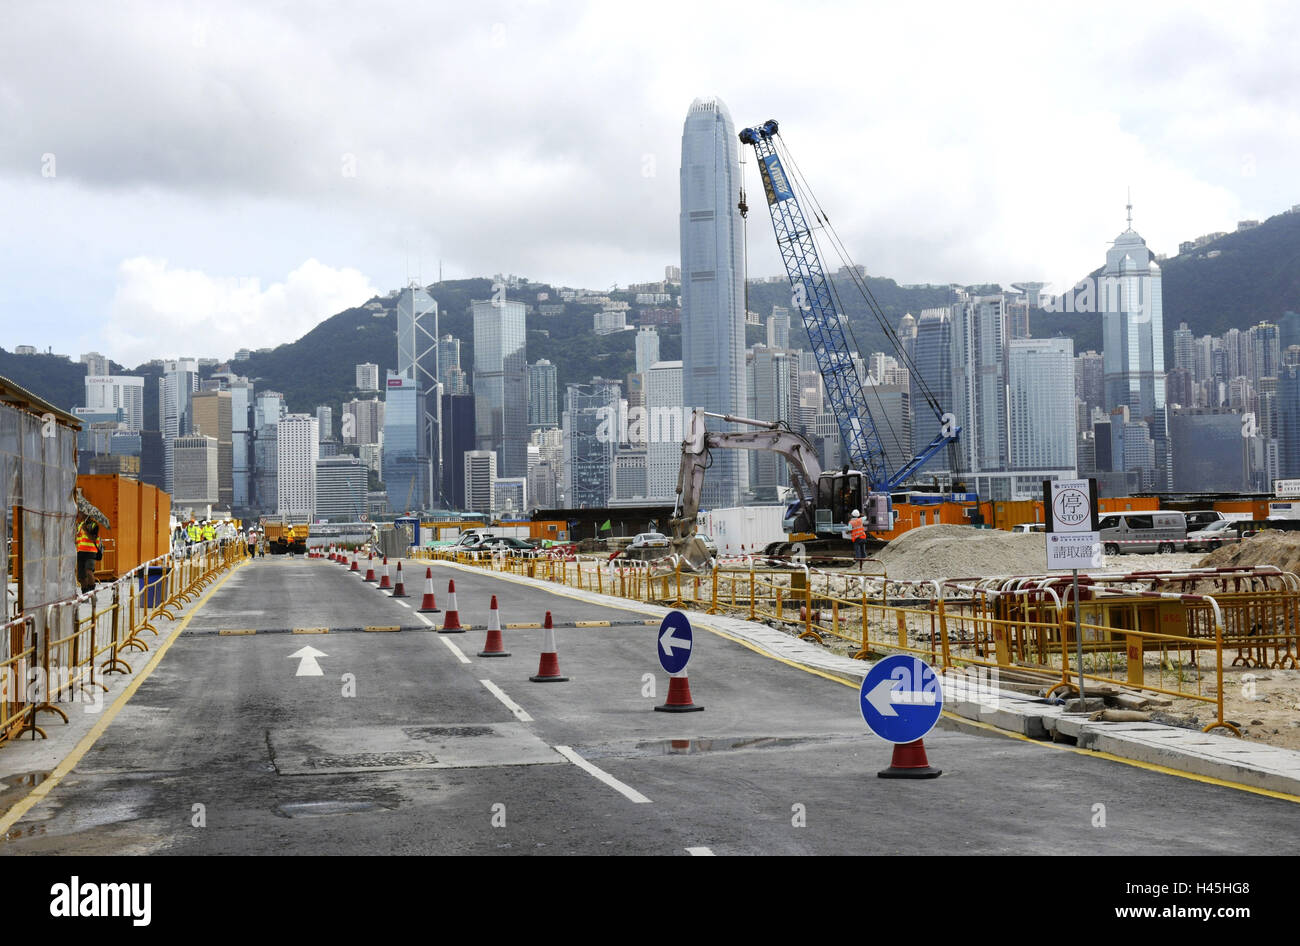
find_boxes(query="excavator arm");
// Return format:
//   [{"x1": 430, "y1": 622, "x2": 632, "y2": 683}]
[{"x1": 668, "y1": 410, "x2": 824, "y2": 566}]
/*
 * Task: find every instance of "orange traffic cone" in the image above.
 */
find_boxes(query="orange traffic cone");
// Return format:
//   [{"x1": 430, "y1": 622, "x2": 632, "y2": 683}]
[
  {"x1": 378, "y1": 556, "x2": 392, "y2": 590},
  {"x1": 350, "y1": 551, "x2": 359, "y2": 572},
  {"x1": 655, "y1": 673, "x2": 703, "y2": 713},
  {"x1": 418, "y1": 569, "x2": 439, "y2": 612},
  {"x1": 391, "y1": 562, "x2": 409, "y2": 597},
  {"x1": 440, "y1": 580, "x2": 463, "y2": 633},
  {"x1": 477, "y1": 595, "x2": 510, "y2": 657},
  {"x1": 363, "y1": 554, "x2": 377, "y2": 583},
  {"x1": 529, "y1": 611, "x2": 568, "y2": 682},
  {"x1": 877, "y1": 739, "x2": 942, "y2": 779}
]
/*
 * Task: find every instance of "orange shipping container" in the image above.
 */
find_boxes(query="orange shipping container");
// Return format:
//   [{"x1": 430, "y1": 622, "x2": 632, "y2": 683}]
[{"x1": 78, "y1": 474, "x2": 141, "y2": 579}]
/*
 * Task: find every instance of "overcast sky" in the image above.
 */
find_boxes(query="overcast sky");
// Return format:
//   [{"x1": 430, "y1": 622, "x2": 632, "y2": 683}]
[{"x1": 2, "y1": 1, "x2": 1297, "y2": 367}]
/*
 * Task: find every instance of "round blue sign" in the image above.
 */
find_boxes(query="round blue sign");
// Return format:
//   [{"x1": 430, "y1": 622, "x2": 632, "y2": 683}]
[
  {"x1": 859, "y1": 654, "x2": 943, "y2": 744},
  {"x1": 657, "y1": 610, "x2": 694, "y2": 674}
]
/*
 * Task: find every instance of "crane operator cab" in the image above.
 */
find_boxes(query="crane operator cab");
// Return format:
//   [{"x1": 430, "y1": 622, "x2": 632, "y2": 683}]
[{"x1": 784, "y1": 468, "x2": 888, "y2": 537}]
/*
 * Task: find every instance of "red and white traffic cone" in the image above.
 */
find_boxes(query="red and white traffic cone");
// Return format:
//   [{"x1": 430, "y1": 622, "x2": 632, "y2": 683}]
[
  {"x1": 350, "y1": 551, "x2": 359, "y2": 572},
  {"x1": 655, "y1": 672, "x2": 703, "y2": 713},
  {"x1": 391, "y1": 562, "x2": 409, "y2": 597},
  {"x1": 418, "y1": 568, "x2": 440, "y2": 612},
  {"x1": 877, "y1": 739, "x2": 942, "y2": 779},
  {"x1": 529, "y1": 611, "x2": 568, "y2": 682},
  {"x1": 363, "y1": 554, "x2": 377, "y2": 583},
  {"x1": 440, "y1": 580, "x2": 463, "y2": 633},
  {"x1": 477, "y1": 595, "x2": 510, "y2": 657},
  {"x1": 378, "y1": 556, "x2": 392, "y2": 590}
]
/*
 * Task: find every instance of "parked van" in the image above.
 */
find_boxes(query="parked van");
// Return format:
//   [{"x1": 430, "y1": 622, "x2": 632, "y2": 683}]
[{"x1": 1098, "y1": 511, "x2": 1187, "y2": 555}]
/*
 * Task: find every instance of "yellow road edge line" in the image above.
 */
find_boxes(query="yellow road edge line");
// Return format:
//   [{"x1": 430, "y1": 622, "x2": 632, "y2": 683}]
[
  {"x1": 938, "y1": 711, "x2": 1300, "y2": 804},
  {"x1": 424, "y1": 558, "x2": 1300, "y2": 803},
  {"x1": 218, "y1": 629, "x2": 257, "y2": 636},
  {"x1": 292, "y1": 628, "x2": 329, "y2": 634},
  {"x1": 0, "y1": 563, "x2": 245, "y2": 836},
  {"x1": 364, "y1": 626, "x2": 400, "y2": 632}
]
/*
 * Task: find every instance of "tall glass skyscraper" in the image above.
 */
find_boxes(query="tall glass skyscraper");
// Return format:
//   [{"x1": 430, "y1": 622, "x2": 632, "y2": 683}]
[
  {"x1": 382, "y1": 370, "x2": 428, "y2": 513},
  {"x1": 1101, "y1": 209, "x2": 1166, "y2": 421},
  {"x1": 473, "y1": 299, "x2": 528, "y2": 477},
  {"x1": 680, "y1": 96, "x2": 747, "y2": 507},
  {"x1": 396, "y1": 284, "x2": 439, "y2": 508},
  {"x1": 911, "y1": 308, "x2": 954, "y2": 473}
]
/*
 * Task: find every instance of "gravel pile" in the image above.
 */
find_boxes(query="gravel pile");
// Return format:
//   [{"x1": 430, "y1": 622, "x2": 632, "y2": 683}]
[
  {"x1": 1198, "y1": 532, "x2": 1300, "y2": 574},
  {"x1": 876, "y1": 525, "x2": 1048, "y2": 580}
]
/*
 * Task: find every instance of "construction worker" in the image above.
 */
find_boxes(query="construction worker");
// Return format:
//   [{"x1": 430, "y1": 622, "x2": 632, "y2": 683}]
[
  {"x1": 849, "y1": 509, "x2": 868, "y2": 570},
  {"x1": 75, "y1": 514, "x2": 101, "y2": 592}
]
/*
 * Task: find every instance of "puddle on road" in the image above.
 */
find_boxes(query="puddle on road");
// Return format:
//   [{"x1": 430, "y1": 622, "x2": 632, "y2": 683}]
[
  {"x1": 275, "y1": 800, "x2": 395, "y2": 818},
  {"x1": 1, "y1": 771, "x2": 50, "y2": 791},
  {"x1": 635, "y1": 735, "x2": 836, "y2": 755}
]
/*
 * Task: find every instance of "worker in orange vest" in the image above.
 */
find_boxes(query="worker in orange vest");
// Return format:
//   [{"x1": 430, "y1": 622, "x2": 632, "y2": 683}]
[
  {"x1": 75, "y1": 515, "x2": 101, "y2": 592},
  {"x1": 849, "y1": 509, "x2": 868, "y2": 570}
]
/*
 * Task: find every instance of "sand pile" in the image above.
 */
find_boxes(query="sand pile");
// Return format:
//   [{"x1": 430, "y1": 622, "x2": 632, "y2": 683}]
[
  {"x1": 1198, "y1": 532, "x2": 1300, "y2": 574},
  {"x1": 877, "y1": 524, "x2": 1048, "y2": 580}
]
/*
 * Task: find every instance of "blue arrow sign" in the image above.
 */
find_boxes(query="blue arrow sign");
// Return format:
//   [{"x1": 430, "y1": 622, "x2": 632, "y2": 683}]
[
  {"x1": 859, "y1": 655, "x2": 943, "y2": 744},
  {"x1": 657, "y1": 611, "x2": 694, "y2": 674}
]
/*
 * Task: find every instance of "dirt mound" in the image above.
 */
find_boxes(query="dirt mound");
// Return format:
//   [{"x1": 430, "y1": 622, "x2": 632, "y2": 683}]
[
  {"x1": 1198, "y1": 532, "x2": 1300, "y2": 574},
  {"x1": 877, "y1": 524, "x2": 1048, "y2": 581}
]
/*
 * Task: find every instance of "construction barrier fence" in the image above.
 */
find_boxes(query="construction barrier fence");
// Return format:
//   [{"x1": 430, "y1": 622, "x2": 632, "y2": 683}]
[
  {"x1": 409, "y1": 546, "x2": 1300, "y2": 736},
  {"x1": 0, "y1": 539, "x2": 246, "y2": 745}
]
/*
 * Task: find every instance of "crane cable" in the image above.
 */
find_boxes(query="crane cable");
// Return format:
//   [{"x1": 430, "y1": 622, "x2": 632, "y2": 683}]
[{"x1": 774, "y1": 134, "x2": 948, "y2": 424}]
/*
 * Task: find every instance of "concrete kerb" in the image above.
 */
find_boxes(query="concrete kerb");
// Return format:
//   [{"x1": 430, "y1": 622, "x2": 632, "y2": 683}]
[{"x1": 419, "y1": 556, "x2": 1300, "y2": 799}]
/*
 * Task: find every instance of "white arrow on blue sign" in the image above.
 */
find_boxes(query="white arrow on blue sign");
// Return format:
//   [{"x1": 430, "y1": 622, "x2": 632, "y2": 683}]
[
  {"x1": 657, "y1": 610, "x2": 694, "y2": 674},
  {"x1": 859, "y1": 654, "x2": 943, "y2": 744}
]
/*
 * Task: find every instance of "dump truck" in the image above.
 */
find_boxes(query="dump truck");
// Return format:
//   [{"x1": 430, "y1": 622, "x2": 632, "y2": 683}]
[{"x1": 264, "y1": 517, "x2": 310, "y2": 555}]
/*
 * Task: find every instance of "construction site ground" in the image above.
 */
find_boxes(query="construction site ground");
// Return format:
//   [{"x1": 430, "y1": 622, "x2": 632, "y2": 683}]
[{"x1": 701, "y1": 525, "x2": 1300, "y2": 753}]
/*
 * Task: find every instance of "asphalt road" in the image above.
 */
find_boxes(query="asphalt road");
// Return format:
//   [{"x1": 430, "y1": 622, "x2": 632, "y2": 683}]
[{"x1": 1, "y1": 556, "x2": 1295, "y2": 855}]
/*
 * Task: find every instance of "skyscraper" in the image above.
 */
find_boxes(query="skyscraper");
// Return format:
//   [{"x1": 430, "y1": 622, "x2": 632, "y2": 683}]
[
  {"x1": 473, "y1": 298, "x2": 528, "y2": 477},
  {"x1": 382, "y1": 370, "x2": 428, "y2": 514},
  {"x1": 911, "y1": 308, "x2": 954, "y2": 473},
  {"x1": 952, "y1": 295, "x2": 1009, "y2": 473},
  {"x1": 192, "y1": 390, "x2": 233, "y2": 510},
  {"x1": 84, "y1": 375, "x2": 144, "y2": 431},
  {"x1": 396, "y1": 284, "x2": 440, "y2": 509},
  {"x1": 1008, "y1": 338, "x2": 1076, "y2": 471},
  {"x1": 355, "y1": 363, "x2": 379, "y2": 392},
  {"x1": 1101, "y1": 204, "x2": 1166, "y2": 420},
  {"x1": 680, "y1": 96, "x2": 747, "y2": 507},
  {"x1": 527, "y1": 360, "x2": 559, "y2": 430},
  {"x1": 276, "y1": 414, "x2": 319, "y2": 518},
  {"x1": 635, "y1": 326, "x2": 661, "y2": 376}
]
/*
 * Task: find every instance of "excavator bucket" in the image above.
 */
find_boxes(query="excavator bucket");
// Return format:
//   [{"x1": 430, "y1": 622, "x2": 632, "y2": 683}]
[{"x1": 672, "y1": 536, "x2": 714, "y2": 573}]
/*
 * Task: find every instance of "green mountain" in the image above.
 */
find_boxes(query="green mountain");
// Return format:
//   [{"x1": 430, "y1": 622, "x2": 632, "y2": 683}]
[{"x1": 6, "y1": 205, "x2": 1298, "y2": 419}]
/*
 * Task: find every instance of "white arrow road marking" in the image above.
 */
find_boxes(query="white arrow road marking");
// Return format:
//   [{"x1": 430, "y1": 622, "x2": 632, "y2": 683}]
[
  {"x1": 659, "y1": 627, "x2": 692, "y2": 656},
  {"x1": 289, "y1": 645, "x2": 328, "y2": 677},
  {"x1": 866, "y1": 678, "x2": 937, "y2": 717}
]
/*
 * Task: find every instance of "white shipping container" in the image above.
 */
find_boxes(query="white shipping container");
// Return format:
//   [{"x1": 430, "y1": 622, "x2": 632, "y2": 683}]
[{"x1": 696, "y1": 505, "x2": 788, "y2": 556}]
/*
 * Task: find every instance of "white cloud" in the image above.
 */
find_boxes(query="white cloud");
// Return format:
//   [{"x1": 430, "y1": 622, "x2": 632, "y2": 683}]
[{"x1": 103, "y1": 258, "x2": 378, "y2": 366}]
